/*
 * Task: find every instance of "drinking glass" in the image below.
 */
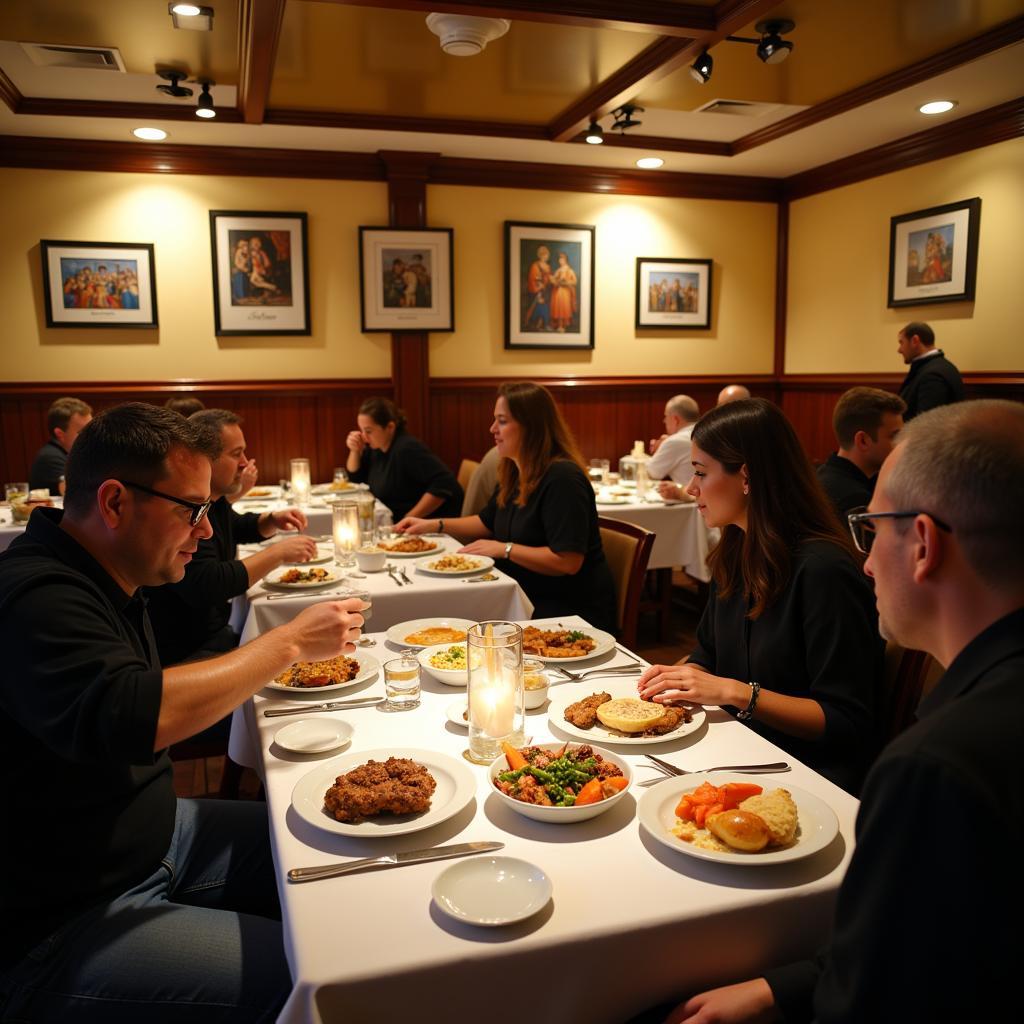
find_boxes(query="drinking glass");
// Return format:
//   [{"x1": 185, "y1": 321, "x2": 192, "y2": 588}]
[
  {"x1": 337, "y1": 588, "x2": 372, "y2": 623},
  {"x1": 333, "y1": 467, "x2": 348, "y2": 484},
  {"x1": 5, "y1": 482, "x2": 29, "y2": 504},
  {"x1": 354, "y1": 491, "x2": 376, "y2": 543},
  {"x1": 332, "y1": 502, "x2": 359, "y2": 567},
  {"x1": 589, "y1": 458, "x2": 610, "y2": 485},
  {"x1": 467, "y1": 621, "x2": 524, "y2": 763},
  {"x1": 374, "y1": 508, "x2": 394, "y2": 541},
  {"x1": 384, "y1": 654, "x2": 421, "y2": 711}
]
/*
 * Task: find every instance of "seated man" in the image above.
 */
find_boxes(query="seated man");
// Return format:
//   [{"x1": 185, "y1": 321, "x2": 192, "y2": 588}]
[
  {"x1": 462, "y1": 444, "x2": 501, "y2": 516},
  {"x1": 28, "y1": 396, "x2": 92, "y2": 495},
  {"x1": 717, "y1": 383, "x2": 750, "y2": 405},
  {"x1": 647, "y1": 394, "x2": 700, "y2": 488},
  {"x1": 0, "y1": 402, "x2": 365, "y2": 1021},
  {"x1": 817, "y1": 386, "x2": 905, "y2": 520},
  {"x1": 147, "y1": 408, "x2": 319, "y2": 666}
]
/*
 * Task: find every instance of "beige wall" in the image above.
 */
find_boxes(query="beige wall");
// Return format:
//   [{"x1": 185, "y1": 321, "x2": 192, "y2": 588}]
[
  {"x1": 786, "y1": 137, "x2": 1024, "y2": 374},
  {"x1": 428, "y1": 184, "x2": 777, "y2": 377},
  {"x1": 0, "y1": 168, "x2": 390, "y2": 382}
]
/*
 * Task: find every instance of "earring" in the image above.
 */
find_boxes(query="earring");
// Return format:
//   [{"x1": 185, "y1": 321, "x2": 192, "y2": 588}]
[{"x1": 743, "y1": 484, "x2": 749, "y2": 495}]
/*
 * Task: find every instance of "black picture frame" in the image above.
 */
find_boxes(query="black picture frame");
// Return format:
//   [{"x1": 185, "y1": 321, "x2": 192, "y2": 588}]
[{"x1": 635, "y1": 257, "x2": 713, "y2": 330}]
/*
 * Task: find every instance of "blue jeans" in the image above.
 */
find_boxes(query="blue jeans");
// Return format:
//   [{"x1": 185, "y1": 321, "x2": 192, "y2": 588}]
[{"x1": 0, "y1": 799, "x2": 291, "y2": 1022}]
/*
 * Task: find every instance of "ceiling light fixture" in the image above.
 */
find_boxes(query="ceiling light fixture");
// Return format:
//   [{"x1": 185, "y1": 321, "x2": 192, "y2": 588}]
[
  {"x1": 726, "y1": 19, "x2": 795, "y2": 65},
  {"x1": 133, "y1": 127, "x2": 168, "y2": 141},
  {"x1": 584, "y1": 120, "x2": 604, "y2": 144},
  {"x1": 195, "y1": 81, "x2": 216, "y2": 118},
  {"x1": 155, "y1": 69, "x2": 193, "y2": 98},
  {"x1": 611, "y1": 103, "x2": 644, "y2": 131},
  {"x1": 919, "y1": 100, "x2": 957, "y2": 115},
  {"x1": 689, "y1": 49, "x2": 713, "y2": 84},
  {"x1": 425, "y1": 13, "x2": 510, "y2": 56},
  {"x1": 636, "y1": 157, "x2": 664, "y2": 170},
  {"x1": 169, "y1": 3, "x2": 214, "y2": 31}
]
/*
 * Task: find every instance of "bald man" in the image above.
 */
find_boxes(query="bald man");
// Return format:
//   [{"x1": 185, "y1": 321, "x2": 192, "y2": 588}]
[{"x1": 717, "y1": 384, "x2": 751, "y2": 405}]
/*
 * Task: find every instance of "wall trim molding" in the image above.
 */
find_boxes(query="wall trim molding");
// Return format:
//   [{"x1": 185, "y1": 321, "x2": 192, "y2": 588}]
[{"x1": 0, "y1": 378, "x2": 393, "y2": 397}]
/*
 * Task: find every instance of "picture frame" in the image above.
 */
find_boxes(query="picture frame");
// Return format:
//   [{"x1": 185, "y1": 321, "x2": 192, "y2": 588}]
[
  {"x1": 209, "y1": 211, "x2": 310, "y2": 335},
  {"x1": 40, "y1": 240, "x2": 158, "y2": 328},
  {"x1": 635, "y1": 258, "x2": 713, "y2": 330},
  {"x1": 887, "y1": 197, "x2": 981, "y2": 308},
  {"x1": 358, "y1": 227, "x2": 454, "y2": 332},
  {"x1": 505, "y1": 221, "x2": 594, "y2": 349}
]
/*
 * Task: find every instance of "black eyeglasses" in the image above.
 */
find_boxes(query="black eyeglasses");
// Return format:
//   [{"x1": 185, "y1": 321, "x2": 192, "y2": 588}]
[
  {"x1": 121, "y1": 480, "x2": 212, "y2": 527},
  {"x1": 847, "y1": 506, "x2": 952, "y2": 555}
]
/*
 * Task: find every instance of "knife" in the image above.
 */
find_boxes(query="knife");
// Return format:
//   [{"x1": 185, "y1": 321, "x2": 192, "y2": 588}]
[
  {"x1": 287, "y1": 840, "x2": 504, "y2": 883},
  {"x1": 263, "y1": 696, "x2": 384, "y2": 717}
]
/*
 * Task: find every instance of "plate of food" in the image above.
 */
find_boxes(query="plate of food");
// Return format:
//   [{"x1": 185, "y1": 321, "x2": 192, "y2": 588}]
[
  {"x1": 418, "y1": 643, "x2": 470, "y2": 686},
  {"x1": 232, "y1": 501, "x2": 273, "y2": 513},
  {"x1": 376, "y1": 536, "x2": 444, "y2": 558},
  {"x1": 415, "y1": 554, "x2": 495, "y2": 576},
  {"x1": 265, "y1": 652, "x2": 379, "y2": 693},
  {"x1": 282, "y1": 544, "x2": 333, "y2": 566},
  {"x1": 263, "y1": 567, "x2": 340, "y2": 590},
  {"x1": 521, "y1": 623, "x2": 616, "y2": 663},
  {"x1": 291, "y1": 748, "x2": 477, "y2": 838},
  {"x1": 244, "y1": 486, "x2": 279, "y2": 499},
  {"x1": 638, "y1": 773, "x2": 839, "y2": 866},
  {"x1": 311, "y1": 481, "x2": 369, "y2": 494},
  {"x1": 595, "y1": 494, "x2": 632, "y2": 506},
  {"x1": 385, "y1": 618, "x2": 475, "y2": 650},
  {"x1": 548, "y1": 679, "x2": 705, "y2": 745}
]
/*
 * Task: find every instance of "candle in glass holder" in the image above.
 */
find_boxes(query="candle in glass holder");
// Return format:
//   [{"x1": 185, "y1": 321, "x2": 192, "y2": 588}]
[
  {"x1": 332, "y1": 502, "x2": 359, "y2": 566},
  {"x1": 290, "y1": 458, "x2": 311, "y2": 505},
  {"x1": 467, "y1": 621, "x2": 524, "y2": 764}
]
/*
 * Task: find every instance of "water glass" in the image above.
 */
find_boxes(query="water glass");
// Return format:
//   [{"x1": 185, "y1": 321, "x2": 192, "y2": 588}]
[
  {"x1": 337, "y1": 588, "x2": 372, "y2": 624},
  {"x1": 375, "y1": 508, "x2": 394, "y2": 541},
  {"x1": 589, "y1": 458, "x2": 610, "y2": 485},
  {"x1": 5, "y1": 482, "x2": 29, "y2": 504},
  {"x1": 354, "y1": 491, "x2": 376, "y2": 543},
  {"x1": 333, "y1": 467, "x2": 348, "y2": 485},
  {"x1": 384, "y1": 654, "x2": 421, "y2": 711}
]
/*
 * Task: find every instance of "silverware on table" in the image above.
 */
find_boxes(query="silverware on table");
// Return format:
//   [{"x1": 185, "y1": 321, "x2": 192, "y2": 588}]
[
  {"x1": 263, "y1": 696, "x2": 385, "y2": 718},
  {"x1": 397, "y1": 566, "x2": 413, "y2": 585},
  {"x1": 386, "y1": 564, "x2": 405, "y2": 587},
  {"x1": 552, "y1": 664, "x2": 644, "y2": 682},
  {"x1": 288, "y1": 840, "x2": 504, "y2": 883},
  {"x1": 644, "y1": 755, "x2": 791, "y2": 778},
  {"x1": 463, "y1": 573, "x2": 499, "y2": 583}
]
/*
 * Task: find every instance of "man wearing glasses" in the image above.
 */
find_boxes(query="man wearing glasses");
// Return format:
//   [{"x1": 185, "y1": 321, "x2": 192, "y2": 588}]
[
  {"x1": 0, "y1": 403, "x2": 366, "y2": 1020},
  {"x1": 636, "y1": 400, "x2": 1022, "y2": 1023}
]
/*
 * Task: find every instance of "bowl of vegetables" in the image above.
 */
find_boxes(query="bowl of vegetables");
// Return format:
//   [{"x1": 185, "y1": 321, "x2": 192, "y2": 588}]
[{"x1": 488, "y1": 741, "x2": 633, "y2": 823}]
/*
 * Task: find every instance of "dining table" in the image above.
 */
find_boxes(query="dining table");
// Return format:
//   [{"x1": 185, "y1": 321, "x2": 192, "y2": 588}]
[{"x1": 237, "y1": 613, "x2": 859, "y2": 1024}]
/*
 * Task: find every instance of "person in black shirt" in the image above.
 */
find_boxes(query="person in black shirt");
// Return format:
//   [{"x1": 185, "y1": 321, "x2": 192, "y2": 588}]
[
  {"x1": 638, "y1": 399, "x2": 882, "y2": 793},
  {"x1": 896, "y1": 320, "x2": 965, "y2": 419},
  {"x1": 28, "y1": 395, "x2": 92, "y2": 494},
  {"x1": 817, "y1": 386, "x2": 905, "y2": 521},
  {"x1": 0, "y1": 403, "x2": 366, "y2": 1021},
  {"x1": 395, "y1": 381, "x2": 616, "y2": 632},
  {"x1": 346, "y1": 396, "x2": 462, "y2": 521}
]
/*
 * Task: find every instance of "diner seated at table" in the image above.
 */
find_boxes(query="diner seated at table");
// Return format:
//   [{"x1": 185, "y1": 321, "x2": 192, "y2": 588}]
[
  {"x1": 28, "y1": 395, "x2": 93, "y2": 496},
  {"x1": 647, "y1": 393, "x2": 700, "y2": 488},
  {"x1": 346, "y1": 396, "x2": 463, "y2": 521},
  {"x1": 717, "y1": 383, "x2": 751, "y2": 405},
  {"x1": 396, "y1": 381, "x2": 616, "y2": 632},
  {"x1": 0, "y1": 402, "x2": 366, "y2": 1021},
  {"x1": 638, "y1": 398, "x2": 882, "y2": 794},
  {"x1": 637, "y1": 400, "x2": 1023, "y2": 1024},
  {"x1": 147, "y1": 408, "x2": 318, "y2": 667},
  {"x1": 462, "y1": 443, "x2": 501, "y2": 515}
]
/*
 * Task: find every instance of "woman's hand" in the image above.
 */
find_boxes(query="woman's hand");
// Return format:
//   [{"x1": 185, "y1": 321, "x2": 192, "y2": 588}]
[
  {"x1": 346, "y1": 430, "x2": 366, "y2": 454},
  {"x1": 665, "y1": 979, "x2": 778, "y2": 1024},
  {"x1": 638, "y1": 662, "x2": 749, "y2": 708},
  {"x1": 394, "y1": 516, "x2": 432, "y2": 535},
  {"x1": 658, "y1": 480, "x2": 690, "y2": 502},
  {"x1": 459, "y1": 539, "x2": 505, "y2": 559}
]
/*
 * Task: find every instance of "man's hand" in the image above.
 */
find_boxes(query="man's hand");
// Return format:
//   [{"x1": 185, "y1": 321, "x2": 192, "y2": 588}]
[
  {"x1": 269, "y1": 535, "x2": 319, "y2": 567},
  {"x1": 650, "y1": 434, "x2": 668, "y2": 454},
  {"x1": 286, "y1": 599, "x2": 367, "y2": 660},
  {"x1": 665, "y1": 979, "x2": 778, "y2": 1024},
  {"x1": 235, "y1": 458, "x2": 258, "y2": 498},
  {"x1": 262, "y1": 507, "x2": 307, "y2": 536}
]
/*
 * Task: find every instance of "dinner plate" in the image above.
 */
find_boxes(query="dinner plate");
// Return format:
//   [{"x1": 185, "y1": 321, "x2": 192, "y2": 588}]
[
  {"x1": 375, "y1": 538, "x2": 444, "y2": 558},
  {"x1": 432, "y1": 856, "x2": 552, "y2": 927},
  {"x1": 415, "y1": 554, "x2": 495, "y2": 577},
  {"x1": 595, "y1": 495, "x2": 632, "y2": 506},
  {"x1": 547, "y1": 679, "x2": 706, "y2": 745},
  {"x1": 234, "y1": 502, "x2": 273, "y2": 513},
  {"x1": 263, "y1": 568, "x2": 342, "y2": 590},
  {"x1": 264, "y1": 652, "x2": 380, "y2": 694},
  {"x1": 445, "y1": 698, "x2": 469, "y2": 729},
  {"x1": 291, "y1": 747, "x2": 477, "y2": 838},
  {"x1": 282, "y1": 544, "x2": 333, "y2": 566},
  {"x1": 386, "y1": 618, "x2": 476, "y2": 650},
  {"x1": 273, "y1": 718, "x2": 353, "y2": 754},
  {"x1": 521, "y1": 622, "x2": 616, "y2": 664},
  {"x1": 242, "y1": 486, "x2": 280, "y2": 499},
  {"x1": 311, "y1": 482, "x2": 369, "y2": 495},
  {"x1": 637, "y1": 773, "x2": 840, "y2": 866}
]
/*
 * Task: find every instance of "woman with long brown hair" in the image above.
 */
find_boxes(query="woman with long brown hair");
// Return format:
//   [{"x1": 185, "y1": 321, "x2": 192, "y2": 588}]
[
  {"x1": 396, "y1": 381, "x2": 616, "y2": 631},
  {"x1": 638, "y1": 398, "x2": 882, "y2": 792}
]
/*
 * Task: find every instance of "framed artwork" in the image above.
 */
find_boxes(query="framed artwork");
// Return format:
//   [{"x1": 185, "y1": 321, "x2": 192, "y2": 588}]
[
  {"x1": 505, "y1": 221, "x2": 594, "y2": 349},
  {"x1": 40, "y1": 240, "x2": 158, "y2": 328},
  {"x1": 635, "y1": 258, "x2": 712, "y2": 329},
  {"x1": 209, "y1": 211, "x2": 310, "y2": 335},
  {"x1": 888, "y1": 197, "x2": 981, "y2": 307},
  {"x1": 358, "y1": 227, "x2": 454, "y2": 332}
]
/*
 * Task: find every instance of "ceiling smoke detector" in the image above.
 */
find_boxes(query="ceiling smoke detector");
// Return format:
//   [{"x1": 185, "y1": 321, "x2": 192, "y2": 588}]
[{"x1": 425, "y1": 13, "x2": 510, "y2": 56}]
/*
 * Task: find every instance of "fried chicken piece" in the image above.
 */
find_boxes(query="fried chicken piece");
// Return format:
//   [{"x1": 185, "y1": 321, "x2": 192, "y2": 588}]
[
  {"x1": 642, "y1": 704, "x2": 694, "y2": 736},
  {"x1": 564, "y1": 692, "x2": 612, "y2": 729},
  {"x1": 323, "y1": 757, "x2": 436, "y2": 823}
]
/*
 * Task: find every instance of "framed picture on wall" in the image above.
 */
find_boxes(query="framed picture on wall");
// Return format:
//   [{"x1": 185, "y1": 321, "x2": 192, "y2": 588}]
[
  {"x1": 40, "y1": 240, "x2": 158, "y2": 328},
  {"x1": 358, "y1": 227, "x2": 454, "y2": 332},
  {"x1": 887, "y1": 197, "x2": 981, "y2": 307},
  {"x1": 505, "y1": 220, "x2": 594, "y2": 349},
  {"x1": 209, "y1": 211, "x2": 310, "y2": 335},
  {"x1": 635, "y1": 257, "x2": 712, "y2": 329}
]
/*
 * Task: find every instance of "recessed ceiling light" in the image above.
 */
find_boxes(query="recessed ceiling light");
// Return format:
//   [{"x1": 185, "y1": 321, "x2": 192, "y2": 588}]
[
  {"x1": 919, "y1": 100, "x2": 957, "y2": 115},
  {"x1": 170, "y1": 3, "x2": 202, "y2": 14},
  {"x1": 169, "y1": 3, "x2": 213, "y2": 30},
  {"x1": 636, "y1": 157, "x2": 664, "y2": 169},
  {"x1": 133, "y1": 127, "x2": 168, "y2": 141}
]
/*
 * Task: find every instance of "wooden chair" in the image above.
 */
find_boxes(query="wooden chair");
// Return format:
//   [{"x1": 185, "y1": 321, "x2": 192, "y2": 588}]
[
  {"x1": 169, "y1": 735, "x2": 245, "y2": 799},
  {"x1": 879, "y1": 641, "x2": 943, "y2": 743},
  {"x1": 598, "y1": 516, "x2": 655, "y2": 650},
  {"x1": 457, "y1": 458, "x2": 480, "y2": 494}
]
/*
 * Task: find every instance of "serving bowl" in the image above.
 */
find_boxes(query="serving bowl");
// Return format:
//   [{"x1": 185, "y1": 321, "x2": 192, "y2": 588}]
[
  {"x1": 355, "y1": 546, "x2": 387, "y2": 572},
  {"x1": 417, "y1": 642, "x2": 470, "y2": 686}
]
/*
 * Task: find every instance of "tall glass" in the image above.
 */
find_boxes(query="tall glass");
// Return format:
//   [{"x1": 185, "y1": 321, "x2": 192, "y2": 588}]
[
  {"x1": 290, "y1": 458, "x2": 311, "y2": 505},
  {"x1": 332, "y1": 502, "x2": 359, "y2": 567},
  {"x1": 466, "y1": 621, "x2": 525, "y2": 764},
  {"x1": 353, "y1": 491, "x2": 377, "y2": 543}
]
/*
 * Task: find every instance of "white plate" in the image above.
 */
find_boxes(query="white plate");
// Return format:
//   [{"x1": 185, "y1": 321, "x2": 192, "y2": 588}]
[
  {"x1": 415, "y1": 554, "x2": 495, "y2": 576},
  {"x1": 432, "y1": 856, "x2": 551, "y2": 927},
  {"x1": 376, "y1": 537, "x2": 445, "y2": 558},
  {"x1": 445, "y1": 699, "x2": 469, "y2": 730},
  {"x1": 283, "y1": 545, "x2": 333, "y2": 566},
  {"x1": 263, "y1": 568, "x2": 342, "y2": 590},
  {"x1": 311, "y1": 482, "x2": 369, "y2": 495},
  {"x1": 547, "y1": 679, "x2": 706, "y2": 745},
  {"x1": 242, "y1": 486, "x2": 280, "y2": 499},
  {"x1": 273, "y1": 719, "x2": 353, "y2": 754},
  {"x1": 418, "y1": 643, "x2": 469, "y2": 686},
  {"x1": 522, "y1": 622, "x2": 616, "y2": 664},
  {"x1": 386, "y1": 618, "x2": 476, "y2": 650},
  {"x1": 291, "y1": 748, "x2": 477, "y2": 838},
  {"x1": 638, "y1": 773, "x2": 840, "y2": 866},
  {"x1": 265, "y1": 652, "x2": 379, "y2": 694},
  {"x1": 595, "y1": 495, "x2": 632, "y2": 506},
  {"x1": 234, "y1": 502, "x2": 273, "y2": 512}
]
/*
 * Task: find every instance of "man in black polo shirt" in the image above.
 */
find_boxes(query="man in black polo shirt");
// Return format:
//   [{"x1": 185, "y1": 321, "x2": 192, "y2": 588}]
[
  {"x1": 28, "y1": 395, "x2": 92, "y2": 494},
  {"x1": 897, "y1": 320, "x2": 965, "y2": 419},
  {"x1": 0, "y1": 403, "x2": 366, "y2": 1021},
  {"x1": 147, "y1": 408, "x2": 318, "y2": 665},
  {"x1": 817, "y1": 386, "x2": 905, "y2": 520}
]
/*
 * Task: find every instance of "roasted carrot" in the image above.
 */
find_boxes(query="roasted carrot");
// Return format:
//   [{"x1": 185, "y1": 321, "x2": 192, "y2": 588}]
[
  {"x1": 601, "y1": 777, "x2": 628, "y2": 797},
  {"x1": 502, "y1": 741, "x2": 528, "y2": 771},
  {"x1": 694, "y1": 804, "x2": 709, "y2": 829},
  {"x1": 720, "y1": 782, "x2": 763, "y2": 807},
  {"x1": 675, "y1": 796, "x2": 694, "y2": 820},
  {"x1": 575, "y1": 779, "x2": 604, "y2": 805}
]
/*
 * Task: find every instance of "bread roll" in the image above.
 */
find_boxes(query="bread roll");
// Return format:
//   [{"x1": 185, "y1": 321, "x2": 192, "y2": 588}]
[
  {"x1": 706, "y1": 810, "x2": 770, "y2": 852},
  {"x1": 595, "y1": 697, "x2": 665, "y2": 733}
]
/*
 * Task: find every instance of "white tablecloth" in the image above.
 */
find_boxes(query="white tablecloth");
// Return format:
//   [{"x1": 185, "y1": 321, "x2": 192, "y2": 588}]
[
  {"x1": 238, "y1": 615, "x2": 858, "y2": 1024},
  {"x1": 0, "y1": 513, "x2": 25, "y2": 551}
]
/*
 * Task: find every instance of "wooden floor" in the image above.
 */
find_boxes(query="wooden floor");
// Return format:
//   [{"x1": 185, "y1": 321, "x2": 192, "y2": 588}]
[{"x1": 173, "y1": 573, "x2": 704, "y2": 800}]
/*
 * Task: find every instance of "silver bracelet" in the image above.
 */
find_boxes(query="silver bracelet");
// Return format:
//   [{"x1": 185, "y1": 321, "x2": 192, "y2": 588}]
[{"x1": 737, "y1": 681, "x2": 761, "y2": 721}]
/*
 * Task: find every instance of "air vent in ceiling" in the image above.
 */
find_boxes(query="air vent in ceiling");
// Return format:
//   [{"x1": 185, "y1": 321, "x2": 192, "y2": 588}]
[
  {"x1": 695, "y1": 99, "x2": 776, "y2": 116},
  {"x1": 21, "y1": 43, "x2": 126, "y2": 72}
]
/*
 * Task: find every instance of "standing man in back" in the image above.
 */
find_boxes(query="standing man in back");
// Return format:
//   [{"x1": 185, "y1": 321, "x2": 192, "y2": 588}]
[
  {"x1": 29, "y1": 397, "x2": 92, "y2": 495},
  {"x1": 897, "y1": 321, "x2": 965, "y2": 419}
]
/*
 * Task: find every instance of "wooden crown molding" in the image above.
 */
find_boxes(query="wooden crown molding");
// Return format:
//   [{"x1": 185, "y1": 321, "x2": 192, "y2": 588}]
[
  {"x1": 264, "y1": 107, "x2": 548, "y2": 140},
  {"x1": 13, "y1": 97, "x2": 244, "y2": 124},
  {"x1": 237, "y1": 0, "x2": 287, "y2": 125},
  {"x1": 0, "y1": 379, "x2": 393, "y2": 397}
]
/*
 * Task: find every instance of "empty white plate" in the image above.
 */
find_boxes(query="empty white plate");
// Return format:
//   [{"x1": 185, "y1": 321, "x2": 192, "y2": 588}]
[
  {"x1": 273, "y1": 718, "x2": 353, "y2": 755},
  {"x1": 432, "y1": 856, "x2": 552, "y2": 927}
]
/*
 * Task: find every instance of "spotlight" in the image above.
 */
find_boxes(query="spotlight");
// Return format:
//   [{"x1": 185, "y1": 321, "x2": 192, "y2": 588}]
[
  {"x1": 169, "y1": 3, "x2": 214, "y2": 31},
  {"x1": 584, "y1": 120, "x2": 604, "y2": 144},
  {"x1": 689, "y1": 49, "x2": 713, "y2": 84},
  {"x1": 195, "y1": 81, "x2": 216, "y2": 118},
  {"x1": 133, "y1": 127, "x2": 168, "y2": 141},
  {"x1": 611, "y1": 104, "x2": 644, "y2": 131},
  {"x1": 919, "y1": 100, "x2": 957, "y2": 115},
  {"x1": 155, "y1": 69, "x2": 193, "y2": 98},
  {"x1": 754, "y1": 19, "x2": 794, "y2": 64}
]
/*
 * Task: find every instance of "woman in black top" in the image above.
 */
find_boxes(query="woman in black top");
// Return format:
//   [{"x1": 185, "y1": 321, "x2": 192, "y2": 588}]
[
  {"x1": 395, "y1": 382, "x2": 616, "y2": 632},
  {"x1": 638, "y1": 399, "x2": 882, "y2": 793},
  {"x1": 346, "y1": 397, "x2": 462, "y2": 522}
]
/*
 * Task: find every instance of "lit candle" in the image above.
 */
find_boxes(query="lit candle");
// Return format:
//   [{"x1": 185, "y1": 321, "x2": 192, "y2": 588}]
[
  {"x1": 290, "y1": 458, "x2": 311, "y2": 504},
  {"x1": 332, "y1": 502, "x2": 359, "y2": 566}
]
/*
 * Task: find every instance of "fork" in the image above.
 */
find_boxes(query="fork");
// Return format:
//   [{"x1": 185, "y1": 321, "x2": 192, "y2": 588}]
[
  {"x1": 397, "y1": 566, "x2": 414, "y2": 585},
  {"x1": 386, "y1": 564, "x2": 405, "y2": 587},
  {"x1": 552, "y1": 664, "x2": 644, "y2": 682},
  {"x1": 644, "y1": 755, "x2": 790, "y2": 778}
]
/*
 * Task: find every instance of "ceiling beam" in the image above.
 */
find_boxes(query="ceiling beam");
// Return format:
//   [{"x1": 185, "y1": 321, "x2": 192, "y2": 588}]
[
  {"x1": 0, "y1": 65, "x2": 22, "y2": 113},
  {"x1": 12, "y1": 98, "x2": 244, "y2": 123},
  {"x1": 237, "y1": 0, "x2": 287, "y2": 124},
  {"x1": 264, "y1": 108, "x2": 548, "y2": 140}
]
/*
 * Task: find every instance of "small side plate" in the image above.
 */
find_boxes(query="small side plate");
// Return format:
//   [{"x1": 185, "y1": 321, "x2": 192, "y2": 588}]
[
  {"x1": 432, "y1": 856, "x2": 552, "y2": 927},
  {"x1": 274, "y1": 718, "x2": 353, "y2": 754}
]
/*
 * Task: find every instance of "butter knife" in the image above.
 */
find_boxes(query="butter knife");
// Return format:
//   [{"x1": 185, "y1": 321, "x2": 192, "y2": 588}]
[
  {"x1": 263, "y1": 696, "x2": 384, "y2": 718},
  {"x1": 288, "y1": 840, "x2": 504, "y2": 883}
]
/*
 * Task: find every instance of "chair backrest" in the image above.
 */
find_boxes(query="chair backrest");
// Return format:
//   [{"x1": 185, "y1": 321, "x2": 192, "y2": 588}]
[
  {"x1": 879, "y1": 640, "x2": 941, "y2": 743},
  {"x1": 457, "y1": 458, "x2": 480, "y2": 493},
  {"x1": 598, "y1": 516, "x2": 655, "y2": 649}
]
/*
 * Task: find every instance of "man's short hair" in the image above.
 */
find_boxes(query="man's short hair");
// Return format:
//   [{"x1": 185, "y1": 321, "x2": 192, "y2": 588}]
[
  {"x1": 47, "y1": 397, "x2": 92, "y2": 436},
  {"x1": 901, "y1": 321, "x2": 935, "y2": 348},
  {"x1": 165, "y1": 396, "x2": 206, "y2": 418},
  {"x1": 188, "y1": 409, "x2": 243, "y2": 459},
  {"x1": 64, "y1": 403, "x2": 217, "y2": 518},
  {"x1": 884, "y1": 400, "x2": 1024, "y2": 590},
  {"x1": 666, "y1": 394, "x2": 700, "y2": 423},
  {"x1": 833, "y1": 387, "x2": 906, "y2": 448}
]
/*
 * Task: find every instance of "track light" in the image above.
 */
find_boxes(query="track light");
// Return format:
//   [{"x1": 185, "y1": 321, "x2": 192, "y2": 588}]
[
  {"x1": 169, "y1": 4, "x2": 214, "y2": 31},
  {"x1": 195, "y1": 81, "x2": 216, "y2": 118},
  {"x1": 689, "y1": 50, "x2": 713, "y2": 84},
  {"x1": 755, "y1": 19, "x2": 794, "y2": 64},
  {"x1": 584, "y1": 120, "x2": 604, "y2": 144},
  {"x1": 611, "y1": 104, "x2": 644, "y2": 131},
  {"x1": 155, "y1": 69, "x2": 192, "y2": 98}
]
